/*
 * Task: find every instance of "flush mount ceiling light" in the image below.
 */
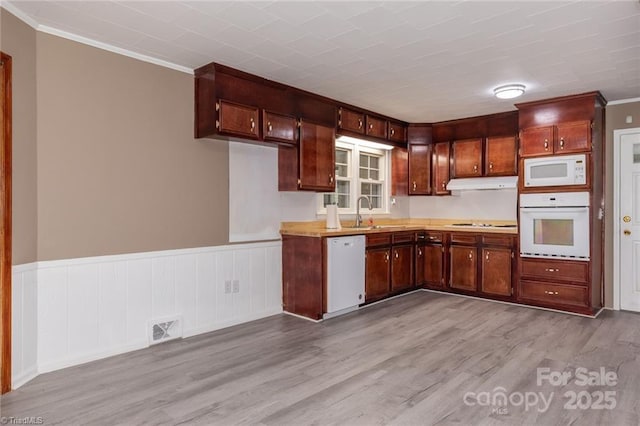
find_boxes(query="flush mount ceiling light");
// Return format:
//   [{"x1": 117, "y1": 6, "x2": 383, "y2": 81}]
[{"x1": 493, "y1": 84, "x2": 526, "y2": 99}]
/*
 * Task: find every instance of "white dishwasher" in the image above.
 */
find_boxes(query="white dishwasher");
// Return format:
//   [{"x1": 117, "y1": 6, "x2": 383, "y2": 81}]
[{"x1": 325, "y1": 235, "x2": 366, "y2": 318}]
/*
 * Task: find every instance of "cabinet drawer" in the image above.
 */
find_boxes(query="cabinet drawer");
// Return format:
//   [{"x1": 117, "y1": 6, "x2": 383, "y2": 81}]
[
  {"x1": 451, "y1": 233, "x2": 477, "y2": 245},
  {"x1": 416, "y1": 232, "x2": 443, "y2": 243},
  {"x1": 366, "y1": 233, "x2": 392, "y2": 247},
  {"x1": 482, "y1": 235, "x2": 513, "y2": 247},
  {"x1": 519, "y1": 280, "x2": 588, "y2": 308},
  {"x1": 392, "y1": 231, "x2": 414, "y2": 244},
  {"x1": 520, "y1": 258, "x2": 589, "y2": 284}
]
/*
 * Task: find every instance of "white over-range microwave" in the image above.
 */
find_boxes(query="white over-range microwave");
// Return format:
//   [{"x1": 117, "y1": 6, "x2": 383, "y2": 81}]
[{"x1": 523, "y1": 154, "x2": 587, "y2": 188}]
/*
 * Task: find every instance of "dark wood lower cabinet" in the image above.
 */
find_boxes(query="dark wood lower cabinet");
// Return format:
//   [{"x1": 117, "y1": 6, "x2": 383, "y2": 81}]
[
  {"x1": 416, "y1": 244, "x2": 444, "y2": 289},
  {"x1": 391, "y1": 245, "x2": 414, "y2": 292},
  {"x1": 449, "y1": 245, "x2": 478, "y2": 291},
  {"x1": 481, "y1": 247, "x2": 512, "y2": 296},
  {"x1": 365, "y1": 247, "x2": 391, "y2": 302},
  {"x1": 282, "y1": 235, "x2": 324, "y2": 320}
]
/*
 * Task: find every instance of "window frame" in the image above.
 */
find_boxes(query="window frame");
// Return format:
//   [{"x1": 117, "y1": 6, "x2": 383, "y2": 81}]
[{"x1": 317, "y1": 139, "x2": 391, "y2": 215}]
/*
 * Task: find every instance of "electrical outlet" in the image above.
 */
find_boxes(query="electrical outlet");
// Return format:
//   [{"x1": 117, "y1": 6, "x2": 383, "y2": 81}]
[
  {"x1": 224, "y1": 280, "x2": 232, "y2": 294},
  {"x1": 233, "y1": 280, "x2": 240, "y2": 293}
]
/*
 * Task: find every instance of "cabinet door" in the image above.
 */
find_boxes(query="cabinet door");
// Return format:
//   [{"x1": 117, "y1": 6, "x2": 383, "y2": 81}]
[
  {"x1": 481, "y1": 248, "x2": 512, "y2": 296},
  {"x1": 452, "y1": 138, "x2": 483, "y2": 178},
  {"x1": 485, "y1": 136, "x2": 517, "y2": 176},
  {"x1": 366, "y1": 115, "x2": 388, "y2": 139},
  {"x1": 450, "y1": 245, "x2": 477, "y2": 291},
  {"x1": 391, "y1": 147, "x2": 408, "y2": 196},
  {"x1": 388, "y1": 121, "x2": 407, "y2": 143},
  {"x1": 432, "y1": 142, "x2": 451, "y2": 195},
  {"x1": 338, "y1": 108, "x2": 365, "y2": 134},
  {"x1": 408, "y1": 144, "x2": 432, "y2": 195},
  {"x1": 366, "y1": 248, "x2": 390, "y2": 302},
  {"x1": 298, "y1": 121, "x2": 336, "y2": 191},
  {"x1": 391, "y1": 245, "x2": 414, "y2": 292},
  {"x1": 263, "y1": 111, "x2": 297, "y2": 144},
  {"x1": 218, "y1": 100, "x2": 260, "y2": 139},
  {"x1": 416, "y1": 244, "x2": 444, "y2": 288},
  {"x1": 520, "y1": 126, "x2": 553, "y2": 157},
  {"x1": 555, "y1": 121, "x2": 591, "y2": 153}
]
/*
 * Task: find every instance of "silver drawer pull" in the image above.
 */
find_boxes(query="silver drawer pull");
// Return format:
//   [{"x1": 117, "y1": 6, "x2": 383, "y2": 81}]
[
  {"x1": 544, "y1": 290, "x2": 559, "y2": 295},
  {"x1": 544, "y1": 268, "x2": 560, "y2": 272}
]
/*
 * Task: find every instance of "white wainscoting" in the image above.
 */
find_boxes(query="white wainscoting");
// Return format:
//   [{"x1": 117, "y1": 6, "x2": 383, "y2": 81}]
[
  {"x1": 11, "y1": 262, "x2": 39, "y2": 389},
  {"x1": 12, "y1": 241, "x2": 282, "y2": 389}
]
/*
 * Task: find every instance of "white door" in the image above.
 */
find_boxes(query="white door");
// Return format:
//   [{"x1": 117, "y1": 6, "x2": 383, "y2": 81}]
[{"x1": 619, "y1": 129, "x2": 640, "y2": 311}]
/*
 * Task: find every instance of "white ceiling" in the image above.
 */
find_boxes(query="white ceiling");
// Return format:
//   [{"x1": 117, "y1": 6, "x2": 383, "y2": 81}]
[{"x1": 5, "y1": 1, "x2": 640, "y2": 122}]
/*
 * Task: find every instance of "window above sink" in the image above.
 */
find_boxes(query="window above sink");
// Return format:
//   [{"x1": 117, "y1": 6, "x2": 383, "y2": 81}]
[{"x1": 317, "y1": 136, "x2": 393, "y2": 216}]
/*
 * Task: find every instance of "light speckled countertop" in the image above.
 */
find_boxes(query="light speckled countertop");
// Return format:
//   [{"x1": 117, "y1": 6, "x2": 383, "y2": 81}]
[{"x1": 280, "y1": 218, "x2": 517, "y2": 237}]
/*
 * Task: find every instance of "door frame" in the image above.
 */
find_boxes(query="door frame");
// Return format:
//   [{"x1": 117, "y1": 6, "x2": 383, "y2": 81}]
[
  {"x1": 613, "y1": 127, "x2": 640, "y2": 311},
  {"x1": 0, "y1": 52, "x2": 12, "y2": 394}
]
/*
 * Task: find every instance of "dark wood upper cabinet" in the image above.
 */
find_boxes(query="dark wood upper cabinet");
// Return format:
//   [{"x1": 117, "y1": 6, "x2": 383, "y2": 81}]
[
  {"x1": 388, "y1": 121, "x2": 407, "y2": 143},
  {"x1": 298, "y1": 120, "x2": 335, "y2": 191},
  {"x1": 408, "y1": 144, "x2": 431, "y2": 195},
  {"x1": 519, "y1": 121, "x2": 591, "y2": 157},
  {"x1": 432, "y1": 142, "x2": 451, "y2": 195},
  {"x1": 452, "y1": 138, "x2": 482, "y2": 178},
  {"x1": 217, "y1": 100, "x2": 260, "y2": 140},
  {"x1": 366, "y1": 115, "x2": 388, "y2": 139},
  {"x1": 556, "y1": 121, "x2": 591, "y2": 153},
  {"x1": 485, "y1": 136, "x2": 517, "y2": 176},
  {"x1": 391, "y1": 147, "x2": 408, "y2": 196},
  {"x1": 338, "y1": 107, "x2": 365, "y2": 134},
  {"x1": 520, "y1": 126, "x2": 553, "y2": 157},
  {"x1": 263, "y1": 111, "x2": 297, "y2": 144}
]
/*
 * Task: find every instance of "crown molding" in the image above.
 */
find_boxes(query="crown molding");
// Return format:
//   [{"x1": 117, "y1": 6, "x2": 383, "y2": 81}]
[
  {"x1": 607, "y1": 97, "x2": 640, "y2": 106},
  {"x1": 1, "y1": 3, "x2": 193, "y2": 75}
]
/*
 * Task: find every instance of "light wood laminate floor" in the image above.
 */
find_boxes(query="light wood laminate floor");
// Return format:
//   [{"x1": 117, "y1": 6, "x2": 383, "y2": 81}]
[{"x1": 2, "y1": 291, "x2": 640, "y2": 425}]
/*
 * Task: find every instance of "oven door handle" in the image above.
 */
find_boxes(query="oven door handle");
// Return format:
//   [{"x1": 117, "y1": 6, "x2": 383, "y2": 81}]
[{"x1": 520, "y1": 207, "x2": 588, "y2": 213}]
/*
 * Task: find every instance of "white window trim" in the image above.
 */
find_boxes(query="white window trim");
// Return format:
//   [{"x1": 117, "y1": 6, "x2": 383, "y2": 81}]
[{"x1": 317, "y1": 139, "x2": 391, "y2": 215}]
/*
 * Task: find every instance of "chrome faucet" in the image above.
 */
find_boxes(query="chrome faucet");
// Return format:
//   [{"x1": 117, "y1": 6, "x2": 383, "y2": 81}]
[{"x1": 355, "y1": 195, "x2": 373, "y2": 228}]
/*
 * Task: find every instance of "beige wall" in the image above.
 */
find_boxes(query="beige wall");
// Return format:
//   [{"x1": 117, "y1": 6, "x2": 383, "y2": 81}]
[
  {"x1": 604, "y1": 101, "x2": 640, "y2": 308},
  {"x1": 2, "y1": 11, "x2": 38, "y2": 265},
  {"x1": 34, "y1": 33, "x2": 228, "y2": 261}
]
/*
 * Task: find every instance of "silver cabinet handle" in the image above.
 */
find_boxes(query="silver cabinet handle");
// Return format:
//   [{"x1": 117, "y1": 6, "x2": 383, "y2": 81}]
[
  {"x1": 473, "y1": 164, "x2": 478, "y2": 172},
  {"x1": 418, "y1": 249, "x2": 423, "y2": 256},
  {"x1": 329, "y1": 174, "x2": 334, "y2": 185},
  {"x1": 385, "y1": 253, "x2": 389, "y2": 262},
  {"x1": 489, "y1": 162, "x2": 494, "y2": 170},
  {"x1": 390, "y1": 128, "x2": 395, "y2": 136},
  {"x1": 395, "y1": 251, "x2": 399, "y2": 259},
  {"x1": 250, "y1": 117, "x2": 255, "y2": 131},
  {"x1": 267, "y1": 122, "x2": 272, "y2": 132},
  {"x1": 358, "y1": 119, "x2": 363, "y2": 129},
  {"x1": 559, "y1": 138, "x2": 565, "y2": 149},
  {"x1": 544, "y1": 139, "x2": 549, "y2": 149},
  {"x1": 544, "y1": 268, "x2": 560, "y2": 272},
  {"x1": 442, "y1": 181, "x2": 446, "y2": 190},
  {"x1": 468, "y1": 251, "x2": 473, "y2": 260},
  {"x1": 485, "y1": 253, "x2": 490, "y2": 261},
  {"x1": 412, "y1": 181, "x2": 417, "y2": 192},
  {"x1": 544, "y1": 290, "x2": 559, "y2": 295}
]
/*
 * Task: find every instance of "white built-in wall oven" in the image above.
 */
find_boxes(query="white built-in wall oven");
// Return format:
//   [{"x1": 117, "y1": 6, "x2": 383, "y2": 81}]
[{"x1": 519, "y1": 191, "x2": 590, "y2": 261}]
